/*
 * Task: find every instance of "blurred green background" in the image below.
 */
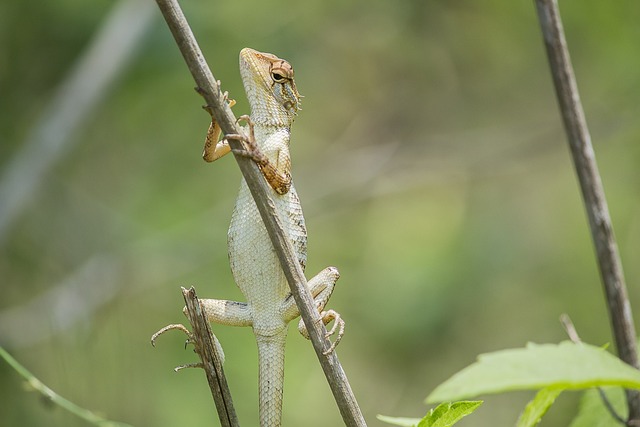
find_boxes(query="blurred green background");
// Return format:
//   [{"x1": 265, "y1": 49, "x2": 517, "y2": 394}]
[{"x1": 1, "y1": 0, "x2": 640, "y2": 426}]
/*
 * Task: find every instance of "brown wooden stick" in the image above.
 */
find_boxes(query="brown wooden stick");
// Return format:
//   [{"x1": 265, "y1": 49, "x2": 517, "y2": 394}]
[
  {"x1": 535, "y1": 0, "x2": 640, "y2": 422},
  {"x1": 150, "y1": 287, "x2": 239, "y2": 427}
]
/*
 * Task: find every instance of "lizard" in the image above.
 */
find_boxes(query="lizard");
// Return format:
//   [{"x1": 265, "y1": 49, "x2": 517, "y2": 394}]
[{"x1": 198, "y1": 47, "x2": 344, "y2": 427}]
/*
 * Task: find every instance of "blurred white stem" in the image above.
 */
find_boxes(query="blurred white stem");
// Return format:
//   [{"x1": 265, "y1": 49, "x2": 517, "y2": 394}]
[{"x1": 0, "y1": 0, "x2": 155, "y2": 243}]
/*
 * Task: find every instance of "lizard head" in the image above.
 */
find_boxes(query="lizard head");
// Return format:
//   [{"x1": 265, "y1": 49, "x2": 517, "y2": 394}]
[{"x1": 240, "y1": 48, "x2": 302, "y2": 127}]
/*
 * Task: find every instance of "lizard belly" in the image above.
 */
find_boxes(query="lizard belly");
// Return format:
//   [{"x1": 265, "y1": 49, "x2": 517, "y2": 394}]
[{"x1": 228, "y1": 179, "x2": 307, "y2": 336}]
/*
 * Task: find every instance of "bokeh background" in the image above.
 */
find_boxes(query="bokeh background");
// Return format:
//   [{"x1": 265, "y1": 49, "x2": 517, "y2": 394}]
[{"x1": 2, "y1": 0, "x2": 640, "y2": 426}]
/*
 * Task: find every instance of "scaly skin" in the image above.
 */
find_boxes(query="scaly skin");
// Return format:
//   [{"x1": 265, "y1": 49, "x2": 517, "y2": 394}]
[{"x1": 199, "y1": 48, "x2": 342, "y2": 427}]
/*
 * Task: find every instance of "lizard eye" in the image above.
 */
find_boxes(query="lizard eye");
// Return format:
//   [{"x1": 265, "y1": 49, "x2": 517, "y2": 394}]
[{"x1": 271, "y1": 72, "x2": 286, "y2": 83}]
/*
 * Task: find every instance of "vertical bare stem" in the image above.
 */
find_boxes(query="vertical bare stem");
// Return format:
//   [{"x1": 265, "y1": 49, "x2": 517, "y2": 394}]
[
  {"x1": 534, "y1": 0, "x2": 640, "y2": 421},
  {"x1": 151, "y1": 288, "x2": 239, "y2": 427}
]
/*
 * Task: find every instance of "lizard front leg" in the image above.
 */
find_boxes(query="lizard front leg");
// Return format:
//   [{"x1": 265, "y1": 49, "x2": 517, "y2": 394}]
[
  {"x1": 199, "y1": 85, "x2": 236, "y2": 162},
  {"x1": 225, "y1": 115, "x2": 292, "y2": 195}
]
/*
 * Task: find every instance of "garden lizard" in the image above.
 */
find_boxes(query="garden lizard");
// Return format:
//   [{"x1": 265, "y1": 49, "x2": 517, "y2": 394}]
[{"x1": 199, "y1": 48, "x2": 343, "y2": 427}]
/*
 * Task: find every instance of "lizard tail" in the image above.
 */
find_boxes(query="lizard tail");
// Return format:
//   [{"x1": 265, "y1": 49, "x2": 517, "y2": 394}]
[{"x1": 256, "y1": 329, "x2": 288, "y2": 427}]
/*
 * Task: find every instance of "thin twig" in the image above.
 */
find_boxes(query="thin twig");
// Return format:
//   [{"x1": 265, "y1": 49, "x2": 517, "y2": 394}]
[
  {"x1": 535, "y1": 0, "x2": 640, "y2": 422},
  {"x1": 153, "y1": 0, "x2": 366, "y2": 425},
  {"x1": 597, "y1": 388, "x2": 628, "y2": 426},
  {"x1": 150, "y1": 289, "x2": 238, "y2": 427},
  {"x1": 561, "y1": 314, "x2": 627, "y2": 424},
  {"x1": 181, "y1": 287, "x2": 239, "y2": 427},
  {"x1": 560, "y1": 314, "x2": 582, "y2": 345}
]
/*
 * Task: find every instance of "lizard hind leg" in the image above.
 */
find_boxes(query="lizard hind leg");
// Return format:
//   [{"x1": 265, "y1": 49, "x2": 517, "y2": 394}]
[
  {"x1": 280, "y1": 266, "x2": 344, "y2": 354},
  {"x1": 298, "y1": 308, "x2": 345, "y2": 355},
  {"x1": 196, "y1": 298, "x2": 254, "y2": 364},
  {"x1": 198, "y1": 298, "x2": 253, "y2": 328}
]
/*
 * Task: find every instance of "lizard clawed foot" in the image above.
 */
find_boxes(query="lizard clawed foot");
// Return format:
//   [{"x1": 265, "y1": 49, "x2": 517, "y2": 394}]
[
  {"x1": 320, "y1": 310, "x2": 345, "y2": 355},
  {"x1": 151, "y1": 321, "x2": 226, "y2": 368},
  {"x1": 151, "y1": 323, "x2": 194, "y2": 348},
  {"x1": 196, "y1": 83, "x2": 236, "y2": 117},
  {"x1": 226, "y1": 115, "x2": 269, "y2": 166},
  {"x1": 297, "y1": 309, "x2": 345, "y2": 355},
  {"x1": 202, "y1": 96, "x2": 236, "y2": 118}
]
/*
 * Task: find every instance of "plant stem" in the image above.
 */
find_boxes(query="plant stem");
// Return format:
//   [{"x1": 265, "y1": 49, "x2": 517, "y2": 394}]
[
  {"x1": 534, "y1": 0, "x2": 640, "y2": 421},
  {"x1": 0, "y1": 346, "x2": 133, "y2": 427},
  {"x1": 182, "y1": 287, "x2": 240, "y2": 427}
]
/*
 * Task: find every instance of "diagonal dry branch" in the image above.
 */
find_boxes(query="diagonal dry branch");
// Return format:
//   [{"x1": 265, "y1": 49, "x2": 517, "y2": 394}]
[
  {"x1": 535, "y1": 0, "x2": 640, "y2": 422},
  {"x1": 153, "y1": 0, "x2": 366, "y2": 425}
]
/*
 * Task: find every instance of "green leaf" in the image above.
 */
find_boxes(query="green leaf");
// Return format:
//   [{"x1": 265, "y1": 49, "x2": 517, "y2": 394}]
[
  {"x1": 419, "y1": 401, "x2": 482, "y2": 427},
  {"x1": 376, "y1": 415, "x2": 422, "y2": 426},
  {"x1": 516, "y1": 387, "x2": 564, "y2": 427},
  {"x1": 569, "y1": 387, "x2": 626, "y2": 427},
  {"x1": 378, "y1": 401, "x2": 482, "y2": 427},
  {"x1": 427, "y1": 341, "x2": 640, "y2": 403}
]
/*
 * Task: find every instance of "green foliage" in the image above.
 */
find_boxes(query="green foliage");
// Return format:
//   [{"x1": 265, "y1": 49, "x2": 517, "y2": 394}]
[
  {"x1": 379, "y1": 340, "x2": 639, "y2": 426},
  {"x1": 516, "y1": 388, "x2": 563, "y2": 427},
  {"x1": 569, "y1": 388, "x2": 626, "y2": 427},
  {"x1": 0, "y1": 346, "x2": 133, "y2": 427},
  {"x1": 378, "y1": 401, "x2": 482, "y2": 427},
  {"x1": 427, "y1": 341, "x2": 640, "y2": 402}
]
